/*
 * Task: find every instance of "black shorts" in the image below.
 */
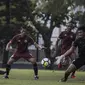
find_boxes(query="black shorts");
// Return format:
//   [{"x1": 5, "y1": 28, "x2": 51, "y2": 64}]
[{"x1": 73, "y1": 57, "x2": 85, "y2": 69}]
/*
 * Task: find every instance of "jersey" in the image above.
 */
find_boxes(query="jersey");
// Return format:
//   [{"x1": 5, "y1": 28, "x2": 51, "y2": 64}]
[
  {"x1": 59, "y1": 31, "x2": 76, "y2": 54},
  {"x1": 73, "y1": 38, "x2": 85, "y2": 58},
  {"x1": 10, "y1": 34, "x2": 34, "y2": 53}
]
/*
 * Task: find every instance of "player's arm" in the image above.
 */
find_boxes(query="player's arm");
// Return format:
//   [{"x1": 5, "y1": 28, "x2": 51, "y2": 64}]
[
  {"x1": 55, "y1": 45, "x2": 76, "y2": 65},
  {"x1": 62, "y1": 45, "x2": 76, "y2": 58},
  {"x1": 34, "y1": 42, "x2": 45, "y2": 49},
  {"x1": 6, "y1": 35, "x2": 17, "y2": 51},
  {"x1": 6, "y1": 41, "x2": 12, "y2": 51},
  {"x1": 29, "y1": 36, "x2": 45, "y2": 49}
]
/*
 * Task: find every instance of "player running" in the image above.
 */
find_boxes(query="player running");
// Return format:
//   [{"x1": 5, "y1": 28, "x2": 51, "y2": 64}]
[{"x1": 55, "y1": 24, "x2": 76, "y2": 78}]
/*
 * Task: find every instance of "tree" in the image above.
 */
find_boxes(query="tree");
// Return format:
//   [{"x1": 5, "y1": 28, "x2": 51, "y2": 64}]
[
  {"x1": 0, "y1": 0, "x2": 77, "y2": 63},
  {"x1": 26, "y1": 0, "x2": 74, "y2": 60},
  {"x1": 69, "y1": 0, "x2": 85, "y2": 26}
]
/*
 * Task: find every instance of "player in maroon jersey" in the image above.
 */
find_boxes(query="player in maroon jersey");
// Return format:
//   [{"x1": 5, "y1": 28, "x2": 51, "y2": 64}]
[
  {"x1": 56, "y1": 24, "x2": 76, "y2": 78},
  {"x1": 3, "y1": 28, "x2": 43, "y2": 79}
]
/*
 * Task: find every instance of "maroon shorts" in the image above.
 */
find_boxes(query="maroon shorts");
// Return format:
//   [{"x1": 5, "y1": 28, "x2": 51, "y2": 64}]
[{"x1": 11, "y1": 50, "x2": 34, "y2": 60}]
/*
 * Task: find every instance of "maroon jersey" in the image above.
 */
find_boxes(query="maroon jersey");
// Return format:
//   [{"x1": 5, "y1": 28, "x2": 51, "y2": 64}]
[
  {"x1": 10, "y1": 34, "x2": 34, "y2": 53},
  {"x1": 59, "y1": 31, "x2": 76, "y2": 54}
]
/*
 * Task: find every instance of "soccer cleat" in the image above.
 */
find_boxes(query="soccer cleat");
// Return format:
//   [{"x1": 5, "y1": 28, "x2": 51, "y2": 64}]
[
  {"x1": 34, "y1": 76, "x2": 39, "y2": 80},
  {"x1": 59, "y1": 78, "x2": 67, "y2": 82},
  {"x1": 3, "y1": 74, "x2": 9, "y2": 79}
]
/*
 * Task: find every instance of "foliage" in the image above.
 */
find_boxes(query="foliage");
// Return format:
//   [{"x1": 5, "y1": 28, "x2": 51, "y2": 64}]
[{"x1": 0, "y1": 0, "x2": 83, "y2": 59}]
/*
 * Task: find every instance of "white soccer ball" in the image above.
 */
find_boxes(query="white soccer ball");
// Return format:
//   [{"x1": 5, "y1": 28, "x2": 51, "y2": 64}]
[{"x1": 41, "y1": 58, "x2": 51, "y2": 67}]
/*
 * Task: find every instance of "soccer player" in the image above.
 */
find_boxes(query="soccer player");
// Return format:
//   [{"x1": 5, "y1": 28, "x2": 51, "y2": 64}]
[
  {"x1": 55, "y1": 24, "x2": 76, "y2": 78},
  {"x1": 59, "y1": 25, "x2": 85, "y2": 82},
  {"x1": 4, "y1": 28, "x2": 43, "y2": 79}
]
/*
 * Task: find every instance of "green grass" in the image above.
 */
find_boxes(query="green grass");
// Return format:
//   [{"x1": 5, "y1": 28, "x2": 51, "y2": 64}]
[{"x1": 0, "y1": 68, "x2": 85, "y2": 85}]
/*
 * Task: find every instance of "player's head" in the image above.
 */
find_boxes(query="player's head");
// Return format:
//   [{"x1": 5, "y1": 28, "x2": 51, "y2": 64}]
[
  {"x1": 66, "y1": 23, "x2": 72, "y2": 32},
  {"x1": 20, "y1": 27, "x2": 27, "y2": 36},
  {"x1": 77, "y1": 25, "x2": 85, "y2": 38}
]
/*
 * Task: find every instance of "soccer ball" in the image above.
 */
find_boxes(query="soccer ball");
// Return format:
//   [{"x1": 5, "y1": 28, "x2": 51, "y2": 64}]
[{"x1": 41, "y1": 58, "x2": 51, "y2": 67}]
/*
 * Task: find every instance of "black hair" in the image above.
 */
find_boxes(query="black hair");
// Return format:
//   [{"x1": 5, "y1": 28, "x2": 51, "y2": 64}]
[{"x1": 78, "y1": 25, "x2": 85, "y2": 32}]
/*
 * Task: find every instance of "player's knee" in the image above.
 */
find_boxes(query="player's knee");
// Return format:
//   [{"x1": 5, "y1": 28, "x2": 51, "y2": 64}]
[
  {"x1": 33, "y1": 63, "x2": 37, "y2": 66},
  {"x1": 6, "y1": 64, "x2": 11, "y2": 70},
  {"x1": 65, "y1": 70, "x2": 71, "y2": 74},
  {"x1": 31, "y1": 59, "x2": 36, "y2": 64},
  {"x1": 7, "y1": 58, "x2": 15, "y2": 65}
]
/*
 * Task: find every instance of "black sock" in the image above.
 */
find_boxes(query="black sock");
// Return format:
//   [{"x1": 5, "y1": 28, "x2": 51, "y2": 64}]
[
  {"x1": 33, "y1": 63, "x2": 38, "y2": 76},
  {"x1": 6, "y1": 64, "x2": 11, "y2": 76}
]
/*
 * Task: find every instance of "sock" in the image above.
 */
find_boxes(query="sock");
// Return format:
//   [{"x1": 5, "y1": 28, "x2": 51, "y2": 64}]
[
  {"x1": 33, "y1": 63, "x2": 38, "y2": 76},
  {"x1": 6, "y1": 64, "x2": 11, "y2": 76}
]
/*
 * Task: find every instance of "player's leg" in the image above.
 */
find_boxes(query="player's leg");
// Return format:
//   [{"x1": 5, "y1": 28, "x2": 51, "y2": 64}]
[
  {"x1": 71, "y1": 71, "x2": 76, "y2": 78},
  {"x1": 60, "y1": 57, "x2": 85, "y2": 82},
  {"x1": 23, "y1": 52, "x2": 39, "y2": 80},
  {"x1": 24, "y1": 52, "x2": 38, "y2": 80},
  {"x1": 69, "y1": 55, "x2": 76, "y2": 78},
  {"x1": 60, "y1": 63, "x2": 76, "y2": 82},
  {"x1": 4, "y1": 55, "x2": 18, "y2": 79},
  {"x1": 28, "y1": 57, "x2": 39, "y2": 79}
]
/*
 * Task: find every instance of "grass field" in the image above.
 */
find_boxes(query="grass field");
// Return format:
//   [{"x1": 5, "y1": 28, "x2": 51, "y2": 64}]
[{"x1": 0, "y1": 68, "x2": 85, "y2": 85}]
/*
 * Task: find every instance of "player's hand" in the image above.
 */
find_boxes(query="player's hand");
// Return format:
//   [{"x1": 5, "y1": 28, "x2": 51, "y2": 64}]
[
  {"x1": 39, "y1": 45, "x2": 46, "y2": 50},
  {"x1": 6, "y1": 46, "x2": 12, "y2": 51},
  {"x1": 6, "y1": 46, "x2": 15, "y2": 52},
  {"x1": 55, "y1": 55, "x2": 65, "y2": 65}
]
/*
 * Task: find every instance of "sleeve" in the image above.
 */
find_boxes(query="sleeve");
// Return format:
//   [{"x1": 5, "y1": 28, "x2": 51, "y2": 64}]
[{"x1": 9, "y1": 35, "x2": 18, "y2": 44}]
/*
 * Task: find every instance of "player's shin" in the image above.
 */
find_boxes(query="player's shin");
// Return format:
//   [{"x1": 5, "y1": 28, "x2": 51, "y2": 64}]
[
  {"x1": 4, "y1": 64, "x2": 11, "y2": 78},
  {"x1": 60, "y1": 71, "x2": 70, "y2": 82},
  {"x1": 33, "y1": 63, "x2": 38, "y2": 75},
  {"x1": 33, "y1": 63, "x2": 39, "y2": 79},
  {"x1": 6, "y1": 64, "x2": 11, "y2": 75}
]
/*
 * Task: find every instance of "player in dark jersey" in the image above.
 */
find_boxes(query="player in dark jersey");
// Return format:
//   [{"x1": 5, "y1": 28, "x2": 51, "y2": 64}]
[
  {"x1": 55, "y1": 24, "x2": 76, "y2": 78},
  {"x1": 3, "y1": 28, "x2": 43, "y2": 79},
  {"x1": 59, "y1": 25, "x2": 85, "y2": 82}
]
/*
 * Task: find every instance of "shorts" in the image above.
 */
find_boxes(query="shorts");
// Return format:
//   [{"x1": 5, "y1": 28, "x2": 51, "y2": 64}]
[
  {"x1": 11, "y1": 50, "x2": 34, "y2": 61},
  {"x1": 73, "y1": 57, "x2": 85, "y2": 69}
]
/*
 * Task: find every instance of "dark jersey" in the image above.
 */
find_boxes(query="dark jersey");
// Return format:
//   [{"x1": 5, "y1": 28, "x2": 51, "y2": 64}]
[
  {"x1": 10, "y1": 34, "x2": 34, "y2": 52},
  {"x1": 73, "y1": 38, "x2": 85, "y2": 57},
  {"x1": 59, "y1": 31, "x2": 76, "y2": 54}
]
